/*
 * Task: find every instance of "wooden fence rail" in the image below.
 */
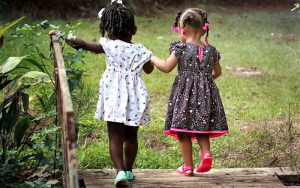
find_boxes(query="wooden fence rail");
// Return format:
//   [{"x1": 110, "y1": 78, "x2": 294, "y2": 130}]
[{"x1": 51, "y1": 36, "x2": 79, "y2": 188}]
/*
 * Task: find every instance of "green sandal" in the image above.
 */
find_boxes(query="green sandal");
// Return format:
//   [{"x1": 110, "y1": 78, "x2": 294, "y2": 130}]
[
  {"x1": 126, "y1": 171, "x2": 134, "y2": 181},
  {"x1": 114, "y1": 171, "x2": 128, "y2": 187}
]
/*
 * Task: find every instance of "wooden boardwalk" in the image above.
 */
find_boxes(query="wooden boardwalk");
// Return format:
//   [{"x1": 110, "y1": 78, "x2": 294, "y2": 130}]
[{"x1": 79, "y1": 168, "x2": 298, "y2": 187}]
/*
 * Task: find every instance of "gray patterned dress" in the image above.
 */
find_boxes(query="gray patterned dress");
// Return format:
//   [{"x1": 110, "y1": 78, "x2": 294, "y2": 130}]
[{"x1": 164, "y1": 41, "x2": 228, "y2": 140}]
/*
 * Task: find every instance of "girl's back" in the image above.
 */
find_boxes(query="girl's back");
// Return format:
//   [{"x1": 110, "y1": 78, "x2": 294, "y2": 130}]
[
  {"x1": 100, "y1": 38, "x2": 151, "y2": 74},
  {"x1": 95, "y1": 38, "x2": 152, "y2": 127},
  {"x1": 170, "y1": 41, "x2": 220, "y2": 75},
  {"x1": 165, "y1": 42, "x2": 227, "y2": 140}
]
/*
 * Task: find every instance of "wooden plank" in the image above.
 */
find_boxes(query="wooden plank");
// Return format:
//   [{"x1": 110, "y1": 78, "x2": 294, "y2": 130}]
[
  {"x1": 80, "y1": 168, "x2": 292, "y2": 188},
  {"x1": 51, "y1": 36, "x2": 79, "y2": 188},
  {"x1": 80, "y1": 168, "x2": 294, "y2": 178}
]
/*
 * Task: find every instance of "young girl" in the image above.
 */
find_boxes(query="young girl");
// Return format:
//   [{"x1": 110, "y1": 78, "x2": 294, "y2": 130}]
[
  {"x1": 151, "y1": 8, "x2": 228, "y2": 176},
  {"x1": 51, "y1": 0, "x2": 153, "y2": 186}
]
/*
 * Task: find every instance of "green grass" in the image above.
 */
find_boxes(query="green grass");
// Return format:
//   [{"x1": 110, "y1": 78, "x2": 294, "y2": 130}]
[{"x1": 1, "y1": 6, "x2": 300, "y2": 169}]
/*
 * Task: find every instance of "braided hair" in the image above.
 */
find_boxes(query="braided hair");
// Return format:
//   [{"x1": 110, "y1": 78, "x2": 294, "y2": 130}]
[
  {"x1": 173, "y1": 8, "x2": 209, "y2": 41},
  {"x1": 100, "y1": 1, "x2": 136, "y2": 40}
]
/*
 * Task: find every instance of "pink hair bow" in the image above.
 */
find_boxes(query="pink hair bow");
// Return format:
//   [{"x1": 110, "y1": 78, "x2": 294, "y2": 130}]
[
  {"x1": 202, "y1": 23, "x2": 209, "y2": 31},
  {"x1": 171, "y1": 25, "x2": 179, "y2": 33}
]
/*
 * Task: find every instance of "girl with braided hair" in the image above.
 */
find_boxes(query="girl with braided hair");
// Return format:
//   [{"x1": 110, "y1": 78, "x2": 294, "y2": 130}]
[
  {"x1": 151, "y1": 8, "x2": 228, "y2": 176},
  {"x1": 51, "y1": 0, "x2": 153, "y2": 186}
]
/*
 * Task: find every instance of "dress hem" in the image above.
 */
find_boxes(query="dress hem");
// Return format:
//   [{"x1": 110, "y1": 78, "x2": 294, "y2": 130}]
[
  {"x1": 94, "y1": 116, "x2": 149, "y2": 127},
  {"x1": 164, "y1": 128, "x2": 228, "y2": 140}
]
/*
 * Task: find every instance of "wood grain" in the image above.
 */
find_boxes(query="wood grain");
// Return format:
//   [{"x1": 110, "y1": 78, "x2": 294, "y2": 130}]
[
  {"x1": 51, "y1": 36, "x2": 79, "y2": 188},
  {"x1": 79, "y1": 168, "x2": 294, "y2": 187}
]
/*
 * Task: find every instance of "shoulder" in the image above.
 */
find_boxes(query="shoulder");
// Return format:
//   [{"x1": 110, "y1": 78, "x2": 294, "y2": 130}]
[
  {"x1": 132, "y1": 43, "x2": 152, "y2": 56},
  {"x1": 207, "y1": 44, "x2": 220, "y2": 54},
  {"x1": 170, "y1": 41, "x2": 186, "y2": 49},
  {"x1": 207, "y1": 44, "x2": 221, "y2": 63},
  {"x1": 99, "y1": 37, "x2": 128, "y2": 48},
  {"x1": 133, "y1": 43, "x2": 149, "y2": 50},
  {"x1": 129, "y1": 43, "x2": 152, "y2": 63},
  {"x1": 99, "y1": 37, "x2": 112, "y2": 52},
  {"x1": 169, "y1": 41, "x2": 186, "y2": 53},
  {"x1": 99, "y1": 37, "x2": 108, "y2": 45}
]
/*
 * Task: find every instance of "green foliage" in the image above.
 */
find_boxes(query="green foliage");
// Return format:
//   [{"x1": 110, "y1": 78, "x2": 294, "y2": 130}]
[
  {"x1": 0, "y1": 16, "x2": 25, "y2": 38},
  {"x1": 0, "y1": 55, "x2": 31, "y2": 163},
  {"x1": 0, "y1": 20, "x2": 64, "y2": 187},
  {"x1": 0, "y1": 53, "x2": 57, "y2": 187},
  {"x1": 0, "y1": 17, "x2": 25, "y2": 49},
  {"x1": 14, "y1": 117, "x2": 31, "y2": 147},
  {"x1": 0, "y1": 56, "x2": 27, "y2": 74},
  {"x1": 0, "y1": 18, "x2": 94, "y2": 187}
]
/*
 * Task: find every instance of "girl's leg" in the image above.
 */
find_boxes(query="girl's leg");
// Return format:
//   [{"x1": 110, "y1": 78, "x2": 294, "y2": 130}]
[
  {"x1": 124, "y1": 125, "x2": 139, "y2": 171},
  {"x1": 178, "y1": 132, "x2": 193, "y2": 166},
  {"x1": 196, "y1": 134, "x2": 211, "y2": 156},
  {"x1": 107, "y1": 121, "x2": 126, "y2": 172}
]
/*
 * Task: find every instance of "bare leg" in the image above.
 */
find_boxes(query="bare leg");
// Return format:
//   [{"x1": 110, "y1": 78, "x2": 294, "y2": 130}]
[
  {"x1": 178, "y1": 132, "x2": 193, "y2": 166},
  {"x1": 196, "y1": 134, "x2": 211, "y2": 157},
  {"x1": 124, "y1": 125, "x2": 139, "y2": 171},
  {"x1": 107, "y1": 122, "x2": 126, "y2": 172}
]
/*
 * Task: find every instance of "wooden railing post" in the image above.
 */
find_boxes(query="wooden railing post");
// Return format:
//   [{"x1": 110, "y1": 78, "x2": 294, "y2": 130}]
[{"x1": 51, "y1": 36, "x2": 79, "y2": 188}]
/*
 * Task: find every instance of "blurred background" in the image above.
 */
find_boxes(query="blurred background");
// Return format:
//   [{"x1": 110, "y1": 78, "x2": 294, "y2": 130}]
[{"x1": 0, "y1": 0, "x2": 295, "y2": 18}]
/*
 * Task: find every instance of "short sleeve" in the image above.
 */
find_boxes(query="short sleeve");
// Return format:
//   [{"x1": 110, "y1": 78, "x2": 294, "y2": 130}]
[
  {"x1": 99, "y1": 37, "x2": 108, "y2": 52},
  {"x1": 213, "y1": 48, "x2": 221, "y2": 65},
  {"x1": 139, "y1": 45, "x2": 152, "y2": 65},
  {"x1": 169, "y1": 41, "x2": 185, "y2": 61}
]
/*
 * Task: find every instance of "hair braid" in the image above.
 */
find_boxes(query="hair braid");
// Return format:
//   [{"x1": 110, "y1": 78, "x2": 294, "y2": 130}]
[
  {"x1": 176, "y1": 8, "x2": 210, "y2": 42},
  {"x1": 100, "y1": 1, "x2": 135, "y2": 40},
  {"x1": 174, "y1": 11, "x2": 183, "y2": 27}
]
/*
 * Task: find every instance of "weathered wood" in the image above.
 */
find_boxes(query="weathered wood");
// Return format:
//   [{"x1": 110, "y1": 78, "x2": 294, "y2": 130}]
[
  {"x1": 51, "y1": 36, "x2": 79, "y2": 188},
  {"x1": 80, "y1": 168, "x2": 295, "y2": 187}
]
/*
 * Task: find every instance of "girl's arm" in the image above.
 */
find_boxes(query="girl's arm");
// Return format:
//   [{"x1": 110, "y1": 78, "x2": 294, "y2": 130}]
[
  {"x1": 143, "y1": 61, "x2": 154, "y2": 74},
  {"x1": 66, "y1": 37, "x2": 104, "y2": 54},
  {"x1": 212, "y1": 63, "x2": 222, "y2": 79},
  {"x1": 150, "y1": 53, "x2": 178, "y2": 73},
  {"x1": 49, "y1": 30, "x2": 104, "y2": 54}
]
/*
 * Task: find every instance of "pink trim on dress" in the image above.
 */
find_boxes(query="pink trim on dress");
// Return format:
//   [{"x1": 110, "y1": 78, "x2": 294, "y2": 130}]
[
  {"x1": 164, "y1": 129, "x2": 228, "y2": 140},
  {"x1": 198, "y1": 45, "x2": 203, "y2": 61}
]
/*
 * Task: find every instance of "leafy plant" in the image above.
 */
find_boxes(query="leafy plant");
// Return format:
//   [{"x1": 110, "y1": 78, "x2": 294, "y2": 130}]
[
  {"x1": 0, "y1": 17, "x2": 25, "y2": 48},
  {"x1": 0, "y1": 19, "x2": 61, "y2": 187},
  {"x1": 1, "y1": 18, "x2": 94, "y2": 187},
  {"x1": 0, "y1": 56, "x2": 29, "y2": 162}
]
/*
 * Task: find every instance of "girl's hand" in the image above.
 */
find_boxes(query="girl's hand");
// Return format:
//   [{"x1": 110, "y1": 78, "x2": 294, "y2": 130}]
[
  {"x1": 49, "y1": 30, "x2": 61, "y2": 36},
  {"x1": 143, "y1": 61, "x2": 154, "y2": 74},
  {"x1": 49, "y1": 30, "x2": 79, "y2": 48},
  {"x1": 49, "y1": 30, "x2": 103, "y2": 54}
]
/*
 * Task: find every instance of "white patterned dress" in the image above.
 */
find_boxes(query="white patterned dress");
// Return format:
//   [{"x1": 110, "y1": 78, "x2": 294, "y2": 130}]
[{"x1": 94, "y1": 38, "x2": 152, "y2": 126}]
